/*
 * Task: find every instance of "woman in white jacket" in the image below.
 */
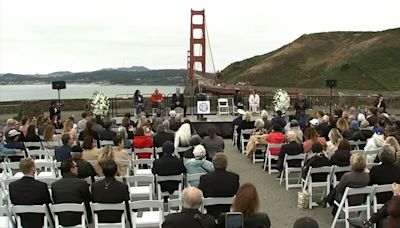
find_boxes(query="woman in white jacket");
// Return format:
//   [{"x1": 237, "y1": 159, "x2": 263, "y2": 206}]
[{"x1": 364, "y1": 127, "x2": 385, "y2": 163}]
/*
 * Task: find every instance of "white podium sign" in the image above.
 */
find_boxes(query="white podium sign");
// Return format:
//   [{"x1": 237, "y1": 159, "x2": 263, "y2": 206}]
[{"x1": 197, "y1": 101, "x2": 210, "y2": 114}]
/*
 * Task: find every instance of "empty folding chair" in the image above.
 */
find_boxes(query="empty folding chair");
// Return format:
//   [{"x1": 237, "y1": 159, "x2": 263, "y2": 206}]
[
  {"x1": 217, "y1": 98, "x2": 230, "y2": 115},
  {"x1": 126, "y1": 175, "x2": 154, "y2": 200},
  {"x1": 35, "y1": 161, "x2": 57, "y2": 178},
  {"x1": 49, "y1": 203, "x2": 88, "y2": 228},
  {"x1": 186, "y1": 173, "x2": 204, "y2": 187},
  {"x1": 372, "y1": 184, "x2": 393, "y2": 213},
  {"x1": 279, "y1": 153, "x2": 305, "y2": 190},
  {"x1": 129, "y1": 200, "x2": 163, "y2": 228},
  {"x1": 132, "y1": 159, "x2": 154, "y2": 176},
  {"x1": 331, "y1": 165, "x2": 351, "y2": 187},
  {"x1": 302, "y1": 166, "x2": 333, "y2": 209},
  {"x1": 201, "y1": 196, "x2": 236, "y2": 214},
  {"x1": 240, "y1": 129, "x2": 253, "y2": 155},
  {"x1": 12, "y1": 204, "x2": 50, "y2": 228},
  {"x1": 90, "y1": 202, "x2": 127, "y2": 228},
  {"x1": 155, "y1": 174, "x2": 184, "y2": 200},
  {"x1": 3, "y1": 162, "x2": 23, "y2": 179},
  {"x1": 331, "y1": 186, "x2": 375, "y2": 228},
  {"x1": 263, "y1": 143, "x2": 284, "y2": 174}
]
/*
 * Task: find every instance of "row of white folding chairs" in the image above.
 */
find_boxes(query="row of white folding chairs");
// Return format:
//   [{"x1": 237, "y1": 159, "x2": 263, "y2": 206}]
[
  {"x1": 331, "y1": 184, "x2": 393, "y2": 228},
  {"x1": 1, "y1": 160, "x2": 61, "y2": 179}
]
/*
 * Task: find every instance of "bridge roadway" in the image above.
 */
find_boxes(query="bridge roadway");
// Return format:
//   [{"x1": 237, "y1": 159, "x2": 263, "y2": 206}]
[{"x1": 222, "y1": 139, "x2": 335, "y2": 228}]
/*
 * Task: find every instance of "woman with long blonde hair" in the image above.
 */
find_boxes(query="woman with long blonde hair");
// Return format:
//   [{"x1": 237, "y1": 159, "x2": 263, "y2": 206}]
[
  {"x1": 336, "y1": 117, "x2": 349, "y2": 134},
  {"x1": 325, "y1": 128, "x2": 343, "y2": 158},
  {"x1": 63, "y1": 119, "x2": 77, "y2": 142},
  {"x1": 97, "y1": 145, "x2": 117, "y2": 176}
]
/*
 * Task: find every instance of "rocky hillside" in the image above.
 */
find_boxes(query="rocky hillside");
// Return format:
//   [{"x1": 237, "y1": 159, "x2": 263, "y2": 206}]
[{"x1": 221, "y1": 28, "x2": 400, "y2": 91}]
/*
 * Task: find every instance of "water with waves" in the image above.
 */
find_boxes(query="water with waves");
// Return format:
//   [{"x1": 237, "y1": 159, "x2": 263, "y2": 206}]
[{"x1": 0, "y1": 84, "x2": 185, "y2": 102}]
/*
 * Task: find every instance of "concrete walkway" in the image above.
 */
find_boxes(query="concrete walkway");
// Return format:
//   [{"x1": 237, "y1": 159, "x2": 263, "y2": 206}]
[{"x1": 223, "y1": 139, "x2": 335, "y2": 228}]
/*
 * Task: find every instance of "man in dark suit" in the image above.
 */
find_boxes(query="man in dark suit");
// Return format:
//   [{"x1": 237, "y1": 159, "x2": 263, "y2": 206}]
[
  {"x1": 51, "y1": 159, "x2": 92, "y2": 226},
  {"x1": 91, "y1": 160, "x2": 130, "y2": 223},
  {"x1": 152, "y1": 141, "x2": 186, "y2": 195},
  {"x1": 198, "y1": 153, "x2": 239, "y2": 218},
  {"x1": 70, "y1": 146, "x2": 97, "y2": 180},
  {"x1": 171, "y1": 87, "x2": 187, "y2": 117},
  {"x1": 194, "y1": 82, "x2": 206, "y2": 120},
  {"x1": 153, "y1": 125, "x2": 175, "y2": 148},
  {"x1": 9, "y1": 158, "x2": 52, "y2": 228},
  {"x1": 277, "y1": 131, "x2": 304, "y2": 175},
  {"x1": 55, "y1": 133, "x2": 74, "y2": 162},
  {"x1": 162, "y1": 187, "x2": 216, "y2": 228},
  {"x1": 271, "y1": 110, "x2": 287, "y2": 130},
  {"x1": 99, "y1": 121, "x2": 116, "y2": 140}
]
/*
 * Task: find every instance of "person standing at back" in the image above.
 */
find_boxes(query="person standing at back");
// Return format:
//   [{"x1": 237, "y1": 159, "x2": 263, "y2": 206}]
[
  {"x1": 9, "y1": 158, "x2": 52, "y2": 228},
  {"x1": 198, "y1": 152, "x2": 239, "y2": 218}
]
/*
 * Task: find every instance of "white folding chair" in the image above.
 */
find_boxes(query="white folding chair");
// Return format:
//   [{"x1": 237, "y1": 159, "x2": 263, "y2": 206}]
[
  {"x1": 331, "y1": 165, "x2": 351, "y2": 187},
  {"x1": 372, "y1": 184, "x2": 393, "y2": 213},
  {"x1": 99, "y1": 140, "x2": 114, "y2": 147},
  {"x1": 217, "y1": 98, "x2": 230, "y2": 115},
  {"x1": 186, "y1": 173, "x2": 204, "y2": 187},
  {"x1": 253, "y1": 144, "x2": 266, "y2": 164},
  {"x1": 240, "y1": 129, "x2": 253, "y2": 155},
  {"x1": 155, "y1": 174, "x2": 183, "y2": 200},
  {"x1": 23, "y1": 141, "x2": 43, "y2": 150},
  {"x1": 201, "y1": 196, "x2": 236, "y2": 214},
  {"x1": 35, "y1": 161, "x2": 57, "y2": 178},
  {"x1": 263, "y1": 143, "x2": 284, "y2": 174},
  {"x1": 279, "y1": 153, "x2": 305, "y2": 190},
  {"x1": 0, "y1": 205, "x2": 12, "y2": 228},
  {"x1": 133, "y1": 148, "x2": 154, "y2": 159},
  {"x1": 12, "y1": 204, "x2": 50, "y2": 228},
  {"x1": 126, "y1": 175, "x2": 154, "y2": 200},
  {"x1": 167, "y1": 198, "x2": 182, "y2": 214},
  {"x1": 2, "y1": 162, "x2": 23, "y2": 179},
  {"x1": 129, "y1": 200, "x2": 163, "y2": 228},
  {"x1": 42, "y1": 141, "x2": 60, "y2": 149},
  {"x1": 302, "y1": 166, "x2": 333, "y2": 209},
  {"x1": 94, "y1": 176, "x2": 124, "y2": 183},
  {"x1": 132, "y1": 159, "x2": 154, "y2": 176},
  {"x1": 365, "y1": 149, "x2": 380, "y2": 164},
  {"x1": 331, "y1": 186, "x2": 375, "y2": 228},
  {"x1": 49, "y1": 203, "x2": 88, "y2": 228},
  {"x1": 90, "y1": 202, "x2": 127, "y2": 228}
]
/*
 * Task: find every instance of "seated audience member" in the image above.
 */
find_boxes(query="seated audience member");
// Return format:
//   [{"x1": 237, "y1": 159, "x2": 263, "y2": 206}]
[
  {"x1": 9, "y1": 158, "x2": 52, "y2": 228},
  {"x1": 330, "y1": 139, "x2": 351, "y2": 167},
  {"x1": 325, "y1": 128, "x2": 343, "y2": 158},
  {"x1": 153, "y1": 124, "x2": 174, "y2": 148},
  {"x1": 51, "y1": 159, "x2": 92, "y2": 227},
  {"x1": 236, "y1": 111, "x2": 255, "y2": 151},
  {"x1": 3, "y1": 118, "x2": 15, "y2": 137},
  {"x1": 63, "y1": 119, "x2": 77, "y2": 142},
  {"x1": 261, "y1": 109, "x2": 271, "y2": 130},
  {"x1": 293, "y1": 217, "x2": 319, "y2": 228},
  {"x1": 97, "y1": 145, "x2": 116, "y2": 176},
  {"x1": 81, "y1": 135, "x2": 101, "y2": 161},
  {"x1": 99, "y1": 121, "x2": 116, "y2": 140},
  {"x1": 151, "y1": 88, "x2": 164, "y2": 110},
  {"x1": 303, "y1": 127, "x2": 327, "y2": 153},
  {"x1": 336, "y1": 117, "x2": 349, "y2": 134},
  {"x1": 37, "y1": 117, "x2": 50, "y2": 136},
  {"x1": 321, "y1": 153, "x2": 369, "y2": 216},
  {"x1": 163, "y1": 119, "x2": 176, "y2": 135},
  {"x1": 277, "y1": 131, "x2": 304, "y2": 175},
  {"x1": 369, "y1": 144, "x2": 400, "y2": 204},
  {"x1": 24, "y1": 124, "x2": 41, "y2": 144},
  {"x1": 162, "y1": 187, "x2": 216, "y2": 228},
  {"x1": 218, "y1": 183, "x2": 271, "y2": 228},
  {"x1": 265, "y1": 124, "x2": 285, "y2": 156},
  {"x1": 19, "y1": 116, "x2": 30, "y2": 137},
  {"x1": 0, "y1": 132, "x2": 17, "y2": 154},
  {"x1": 91, "y1": 160, "x2": 130, "y2": 223},
  {"x1": 169, "y1": 111, "x2": 181, "y2": 131},
  {"x1": 121, "y1": 116, "x2": 134, "y2": 139},
  {"x1": 70, "y1": 146, "x2": 97, "y2": 180},
  {"x1": 271, "y1": 110, "x2": 287, "y2": 130},
  {"x1": 174, "y1": 123, "x2": 192, "y2": 151},
  {"x1": 184, "y1": 145, "x2": 214, "y2": 187},
  {"x1": 246, "y1": 119, "x2": 268, "y2": 158},
  {"x1": 132, "y1": 127, "x2": 153, "y2": 159},
  {"x1": 182, "y1": 135, "x2": 203, "y2": 159},
  {"x1": 366, "y1": 108, "x2": 378, "y2": 127},
  {"x1": 198, "y1": 153, "x2": 239, "y2": 218},
  {"x1": 152, "y1": 109, "x2": 164, "y2": 131},
  {"x1": 116, "y1": 127, "x2": 131, "y2": 149},
  {"x1": 124, "y1": 112, "x2": 136, "y2": 127},
  {"x1": 365, "y1": 127, "x2": 385, "y2": 162},
  {"x1": 77, "y1": 112, "x2": 88, "y2": 131},
  {"x1": 348, "y1": 182, "x2": 400, "y2": 228},
  {"x1": 171, "y1": 87, "x2": 187, "y2": 117},
  {"x1": 92, "y1": 116, "x2": 105, "y2": 134},
  {"x1": 55, "y1": 133, "x2": 74, "y2": 162},
  {"x1": 78, "y1": 121, "x2": 100, "y2": 144},
  {"x1": 350, "y1": 120, "x2": 373, "y2": 144},
  {"x1": 5, "y1": 129, "x2": 26, "y2": 158},
  {"x1": 375, "y1": 136, "x2": 400, "y2": 163},
  {"x1": 112, "y1": 135, "x2": 130, "y2": 174},
  {"x1": 42, "y1": 124, "x2": 60, "y2": 149},
  {"x1": 5, "y1": 119, "x2": 25, "y2": 142},
  {"x1": 286, "y1": 119, "x2": 303, "y2": 143},
  {"x1": 302, "y1": 143, "x2": 330, "y2": 182},
  {"x1": 343, "y1": 120, "x2": 359, "y2": 139},
  {"x1": 316, "y1": 115, "x2": 331, "y2": 141},
  {"x1": 202, "y1": 126, "x2": 225, "y2": 158},
  {"x1": 152, "y1": 141, "x2": 186, "y2": 195}
]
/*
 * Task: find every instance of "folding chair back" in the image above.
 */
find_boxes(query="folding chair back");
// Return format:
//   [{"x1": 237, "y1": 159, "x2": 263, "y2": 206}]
[
  {"x1": 132, "y1": 159, "x2": 154, "y2": 176},
  {"x1": 155, "y1": 174, "x2": 183, "y2": 200},
  {"x1": 201, "y1": 196, "x2": 235, "y2": 213},
  {"x1": 99, "y1": 140, "x2": 114, "y2": 147},
  {"x1": 49, "y1": 203, "x2": 87, "y2": 228},
  {"x1": 280, "y1": 153, "x2": 305, "y2": 190},
  {"x1": 264, "y1": 143, "x2": 284, "y2": 174},
  {"x1": 302, "y1": 166, "x2": 333, "y2": 209},
  {"x1": 126, "y1": 175, "x2": 154, "y2": 200},
  {"x1": 12, "y1": 204, "x2": 49, "y2": 228},
  {"x1": 129, "y1": 200, "x2": 163, "y2": 228},
  {"x1": 240, "y1": 129, "x2": 253, "y2": 154},
  {"x1": 91, "y1": 202, "x2": 126, "y2": 228},
  {"x1": 217, "y1": 98, "x2": 230, "y2": 115},
  {"x1": 167, "y1": 198, "x2": 182, "y2": 214},
  {"x1": 186, "y1": 173, "x2": 204, "y2": 187},
  {"x1": 372, "y1": 184, "x2": 393, "y2": 212},
  {"x1": 23, "y1": 141, "x2": 43, "y2": 150},
  {"x1": 133, "y1": 148, "x2": 154, "y2": 159},
  {"x1": 331, "y1": 165, "x2": 351, "y2": 187},
  {"x1": 154, "y1": 147, "x2": 163, "y2": 159}
]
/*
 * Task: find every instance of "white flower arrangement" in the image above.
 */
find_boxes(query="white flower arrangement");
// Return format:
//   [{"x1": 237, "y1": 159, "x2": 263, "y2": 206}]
[
  {"x1": 272, "y1": 89, "x2": 290, "y2": 114},
  {"x1": 91, "y1": 91, "x2": 110, "y2": 117}
]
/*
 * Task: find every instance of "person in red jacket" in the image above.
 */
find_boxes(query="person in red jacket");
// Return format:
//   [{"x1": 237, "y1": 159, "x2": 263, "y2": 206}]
[
  {"x1": 132, "y1": 127, "x2": 153, "y2": 159},
  {"x1": 266, "y1": 124, "x2": 285, "y2": 156},
  {"x1": 151, "y1": 88, "x2": 164, "y2": 110}
]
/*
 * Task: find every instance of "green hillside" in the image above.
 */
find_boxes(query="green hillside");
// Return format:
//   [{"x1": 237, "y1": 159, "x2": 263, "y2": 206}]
[{"x1": 221, "y1": 28, "x2": 400, "y2": 91}]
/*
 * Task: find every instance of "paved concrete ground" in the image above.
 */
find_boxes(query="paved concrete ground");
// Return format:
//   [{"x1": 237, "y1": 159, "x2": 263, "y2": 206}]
[{"x1": 223, "y1": 139, "x2": 336, "y2": 228}]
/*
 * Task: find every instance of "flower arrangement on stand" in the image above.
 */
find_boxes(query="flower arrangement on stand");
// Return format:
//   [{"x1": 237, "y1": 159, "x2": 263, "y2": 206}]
[
  {"x1": 91, "y1": 91, "x2": 110, "y2": 117},
  {"x1": 272, "y1": 89, "x2": 290, "y2": 115}
]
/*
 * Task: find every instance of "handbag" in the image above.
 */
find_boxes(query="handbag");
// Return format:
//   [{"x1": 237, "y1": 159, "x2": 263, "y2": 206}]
[{"x1": 297, "y1": 190, "x2": 310, "y2": 209}]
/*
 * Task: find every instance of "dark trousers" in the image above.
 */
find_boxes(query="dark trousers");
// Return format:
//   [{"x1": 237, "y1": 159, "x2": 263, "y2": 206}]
[{"x1": 171, "y1": 103, "x2": 187, "y2": 117}]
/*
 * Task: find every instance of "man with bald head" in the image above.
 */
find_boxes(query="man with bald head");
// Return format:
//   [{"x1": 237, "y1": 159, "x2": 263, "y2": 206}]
[
  {"x1": 277, "y1": 131, "x2": 304, "y2": 177},
  {"x1": 162, "y1": 187, "x2": 215, "y2": 228}
]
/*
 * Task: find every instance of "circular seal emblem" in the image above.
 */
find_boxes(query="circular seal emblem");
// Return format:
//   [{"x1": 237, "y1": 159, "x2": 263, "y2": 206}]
[{"x1": 199, "y1": 102, "x2": 209, "y2": 112}]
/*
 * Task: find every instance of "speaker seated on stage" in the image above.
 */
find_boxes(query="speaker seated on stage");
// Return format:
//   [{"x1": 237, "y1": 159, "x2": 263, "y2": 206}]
[
  {"x1": 171, "y1": 87, "x2": 187, "y2": 117},
  {"x1": 151, "y1": 88, "x2": 164, "y2": 110},
  {"x1": 249, "y1": 90, "x2": 260, "y2": 114}
]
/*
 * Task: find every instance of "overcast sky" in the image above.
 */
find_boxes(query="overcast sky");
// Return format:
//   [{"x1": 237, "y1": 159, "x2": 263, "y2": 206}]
[{"x1": 0, "y1": 0, "x2": 399, "y2": 74}]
